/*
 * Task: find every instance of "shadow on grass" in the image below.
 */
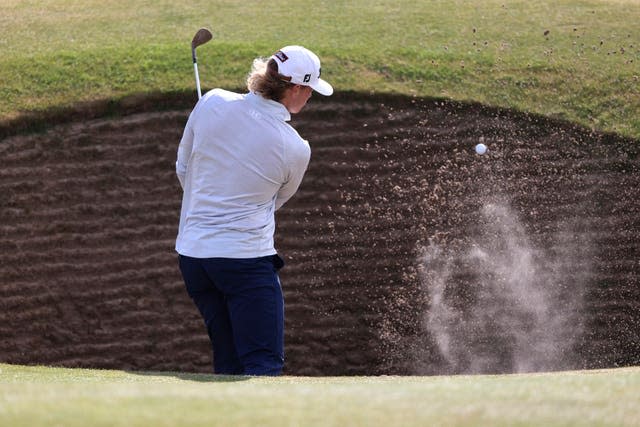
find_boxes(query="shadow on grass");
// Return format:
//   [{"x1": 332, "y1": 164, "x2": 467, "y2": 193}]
[
  {"x1": 2, "y1": 88, "x2": 636, "y2": 143},
  {"x1": 128, "y1": 370, "x2": 251, "y2": 383},
  {"x1": 0, "y1": 89, "x2": 196, "y2": 139}
]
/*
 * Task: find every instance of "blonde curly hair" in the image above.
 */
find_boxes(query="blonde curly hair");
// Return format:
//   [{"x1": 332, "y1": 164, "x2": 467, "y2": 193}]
[{"x1": 246, "y1": 58, "x2": 295, "y2": 102}]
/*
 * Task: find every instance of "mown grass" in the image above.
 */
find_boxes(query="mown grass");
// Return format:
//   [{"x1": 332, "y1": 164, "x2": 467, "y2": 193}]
[
  {"x1": 0, "y1": 0, "x2": 638, "y2": 137},
  {"x1": 1, "y1": 364, "x2": 639, "y2": 427}
]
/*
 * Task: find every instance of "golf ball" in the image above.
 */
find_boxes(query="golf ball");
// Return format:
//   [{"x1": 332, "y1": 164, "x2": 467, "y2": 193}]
[{"x1": 475, "y1": 143, "x2": 487, "y2": 155}]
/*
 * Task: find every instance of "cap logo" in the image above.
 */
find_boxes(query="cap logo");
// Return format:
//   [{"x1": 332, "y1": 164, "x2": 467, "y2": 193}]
[
  {"x1": 303, "y1": 74, "x2": 311, "y2": 83},
  {"x1": 274, "y1": 51, "x2": 289, "y2": 62}
]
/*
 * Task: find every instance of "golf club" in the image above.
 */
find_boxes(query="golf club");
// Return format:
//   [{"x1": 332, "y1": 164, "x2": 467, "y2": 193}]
[{"x1": 191, "y1": 28, "x2": 213, "y2": 99}]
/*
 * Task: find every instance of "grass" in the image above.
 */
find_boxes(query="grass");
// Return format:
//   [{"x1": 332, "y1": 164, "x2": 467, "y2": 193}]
[
  {"x1": 0, "y1": 0, "x2": 638, "y2": 137},
  {"x1": 1, "y1": 363, "x2": 639, "y2": 427}
]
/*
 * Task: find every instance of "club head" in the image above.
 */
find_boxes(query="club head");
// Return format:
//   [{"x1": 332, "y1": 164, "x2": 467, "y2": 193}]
[{"x1": 191, "y1": 28, "x2": 213, "y2": 49}]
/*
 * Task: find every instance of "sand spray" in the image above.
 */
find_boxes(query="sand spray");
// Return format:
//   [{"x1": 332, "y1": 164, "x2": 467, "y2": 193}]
[{"x1": 416, "y1": 201, "x2": 592, "y2": 374}]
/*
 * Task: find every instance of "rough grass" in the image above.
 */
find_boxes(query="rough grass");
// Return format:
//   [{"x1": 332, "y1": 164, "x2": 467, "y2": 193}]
[
  {"x1": 1, "y1": 364, "x2": 639, "y2": 427},
  {"x1": 0, "y1": 0, "x2": 638, "y2": 137}
]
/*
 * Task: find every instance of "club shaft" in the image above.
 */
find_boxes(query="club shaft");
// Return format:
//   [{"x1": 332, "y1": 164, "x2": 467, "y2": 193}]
[
  {"x1": 193, "y1": 63, "x2": 202, "y2": 99},
  {"x1": 192, "y1": 47, "x2": 202, "y2": 99}
]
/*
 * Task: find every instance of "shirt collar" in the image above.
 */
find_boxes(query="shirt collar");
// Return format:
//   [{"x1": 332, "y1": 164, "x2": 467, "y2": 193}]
[{"x1": 246, "y1": 92, "x2": 291, "y2": 122}]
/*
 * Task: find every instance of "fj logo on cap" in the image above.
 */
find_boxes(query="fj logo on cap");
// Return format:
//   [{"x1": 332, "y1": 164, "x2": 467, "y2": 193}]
[
  {"x1": 274, "y1": 51, "x2": 289, "y2": 62},
  {"x1": 303, "y1": 74, "x2": 311, "y2": 83}
]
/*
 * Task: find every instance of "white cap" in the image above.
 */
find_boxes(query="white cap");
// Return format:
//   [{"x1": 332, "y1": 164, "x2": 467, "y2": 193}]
[{"x1": 271, "y1": 45, "x2": 333, "y2": 96}]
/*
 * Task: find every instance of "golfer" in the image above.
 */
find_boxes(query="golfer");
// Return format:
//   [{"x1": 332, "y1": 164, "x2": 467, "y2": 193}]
[{"x1": 175, "y1": 46, "x2": 333, "y2": 376}]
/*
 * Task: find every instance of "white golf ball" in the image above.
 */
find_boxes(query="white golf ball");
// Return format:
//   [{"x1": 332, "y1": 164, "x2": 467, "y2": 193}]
[{"x1": 475, "y1": 143, "x2": 487, "y2": 155}]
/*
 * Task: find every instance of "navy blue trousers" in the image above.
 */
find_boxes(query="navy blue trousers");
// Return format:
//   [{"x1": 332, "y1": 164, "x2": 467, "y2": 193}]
[{"x1": 178, "y1": 254, "x2": 285, "y2": 376}]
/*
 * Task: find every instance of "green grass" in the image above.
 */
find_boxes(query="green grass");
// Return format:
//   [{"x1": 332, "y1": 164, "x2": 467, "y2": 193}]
[
  {"x1": 1, "y1": 364, "x2": 639, "y2": 427},
  {"x1": 0, "y1": 0, "x2": 638, "y2": 137}
]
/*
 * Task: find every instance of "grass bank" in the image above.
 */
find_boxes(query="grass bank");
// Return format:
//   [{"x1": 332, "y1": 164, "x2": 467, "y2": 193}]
[
  {"x1": 1, "y1": 364, "x2": 639, "y2": 427},
  {"x1": 0, "y1": 0, "x2": 638, "y2": 138}
]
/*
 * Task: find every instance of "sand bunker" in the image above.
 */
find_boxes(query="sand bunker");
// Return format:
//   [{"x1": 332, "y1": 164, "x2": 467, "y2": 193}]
[{"x1": 1, "y1": 92, "x2": 638, "y2": 375}]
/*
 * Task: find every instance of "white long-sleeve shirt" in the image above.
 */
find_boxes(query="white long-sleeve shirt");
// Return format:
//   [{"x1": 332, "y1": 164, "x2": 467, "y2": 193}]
[{"x1": 175, "y1": 89, "x2": 311, "y2": 258}]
